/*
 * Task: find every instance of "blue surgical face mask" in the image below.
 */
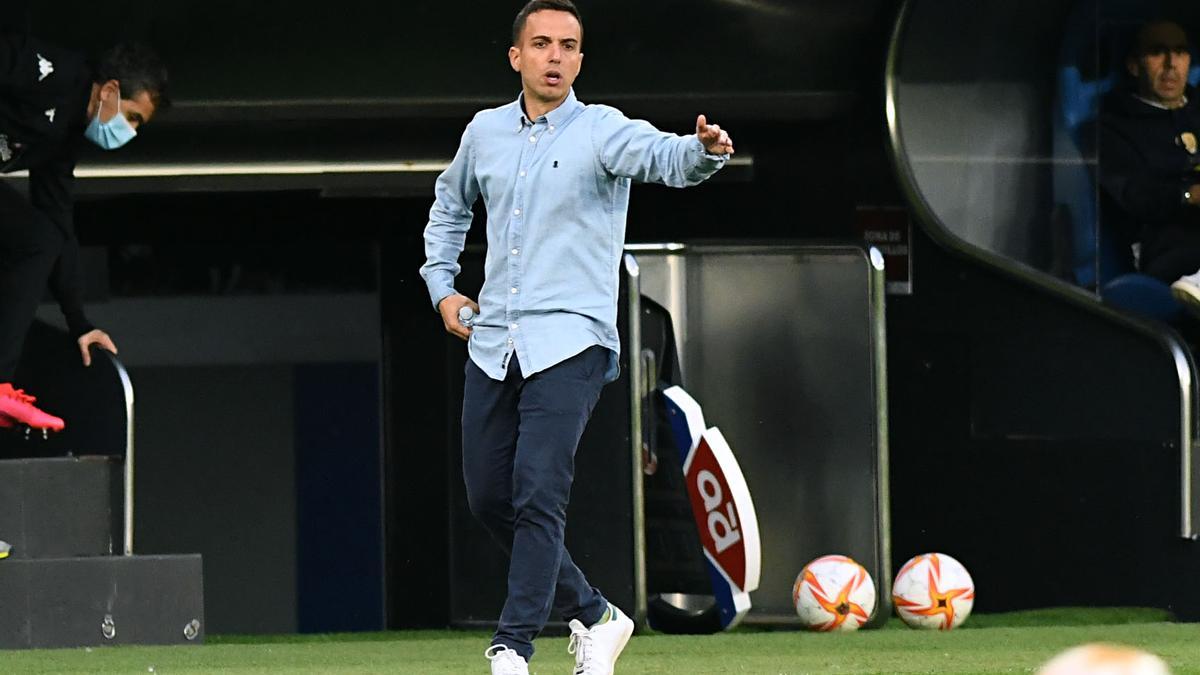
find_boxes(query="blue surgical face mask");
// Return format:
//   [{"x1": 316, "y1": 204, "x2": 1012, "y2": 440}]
[{"x1": 84, "y1": 88, "x2": 136, "y2": 150}]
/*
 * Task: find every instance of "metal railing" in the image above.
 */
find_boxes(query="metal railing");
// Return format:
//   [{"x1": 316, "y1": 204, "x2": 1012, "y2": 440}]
[
  {"x1": 884, "y1": 0, "x2": 1198, "y2": 539},
  {"x1": 103, "y1": 351, "x2": 136, "y2": 556}
]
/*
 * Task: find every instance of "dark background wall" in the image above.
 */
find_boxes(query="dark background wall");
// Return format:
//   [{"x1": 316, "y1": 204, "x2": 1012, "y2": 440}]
[
  {"x1": 18, "y1": 0, "x2": 893, "y2": 102},
  {"x1": 9, "y1": 0, "x2": 928, "y2": 633},
  {"x1": 31, "y1": 197, "x2": 390, "y2": 634},
  {"x1": 7, "y1": 0, "x2": 1200, "y2": 629}
]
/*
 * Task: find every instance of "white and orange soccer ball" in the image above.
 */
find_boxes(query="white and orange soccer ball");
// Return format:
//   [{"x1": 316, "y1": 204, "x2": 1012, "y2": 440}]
[
  {"x1": 1037, "y1": 644, "x2": 1171, "y2": 675},
  {"x1": 792, "y1": 554, "x2": 876, "y2": 631},
  {"x1": 892, "y1": 552, "x2": 975, "y2": 630}
]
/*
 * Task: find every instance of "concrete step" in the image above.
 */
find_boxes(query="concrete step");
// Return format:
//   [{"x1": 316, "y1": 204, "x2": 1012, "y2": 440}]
[
  {"x1": 0, "y1": 457, "x2": 115, "y2": 559},
  {"x1": 0, "y1": 554, "x2": 205, "y2": 649}
]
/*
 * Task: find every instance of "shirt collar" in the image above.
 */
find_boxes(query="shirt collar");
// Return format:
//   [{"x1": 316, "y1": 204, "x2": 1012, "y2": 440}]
[
  {"x1": 514, "y1": 88, "x2": 583, "y2": 131},
  {"x1": 1132, "y1": 92, "x2": 1189, "y2": 111}
]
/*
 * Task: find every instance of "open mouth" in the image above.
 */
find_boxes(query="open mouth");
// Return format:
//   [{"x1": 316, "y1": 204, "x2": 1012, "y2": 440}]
[{"x1": 545, "y1": 71, "x2": 563, "y2": 86}]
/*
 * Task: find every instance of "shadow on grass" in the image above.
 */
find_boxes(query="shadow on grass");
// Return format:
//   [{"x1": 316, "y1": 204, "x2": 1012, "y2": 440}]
[{"x1": 210, "y1": 607, "x2": 1174, "y2": 646}]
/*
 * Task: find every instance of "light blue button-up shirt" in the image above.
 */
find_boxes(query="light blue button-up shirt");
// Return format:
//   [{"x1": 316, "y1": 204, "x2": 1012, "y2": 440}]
[{"x1": 421, "y1": 89, "x2": 726, "y2": 382}]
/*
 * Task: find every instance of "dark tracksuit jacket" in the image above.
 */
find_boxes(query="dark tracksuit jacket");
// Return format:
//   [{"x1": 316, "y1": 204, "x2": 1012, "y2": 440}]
[
  {"x1": 1100, "y1": 85, "x2": 1200, "y2": 281},
  {"x1": 0, "y1": 32, "x2": 95, "y2": 380}
]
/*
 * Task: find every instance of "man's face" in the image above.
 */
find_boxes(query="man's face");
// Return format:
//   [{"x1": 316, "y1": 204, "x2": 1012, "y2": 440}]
[
  {"x1": 508, "y1": 10, "x2": 583, "y2": 108},
  {"x1": 92, "y1": 80, "x2": 157, "y2": 130},
  {"x1": 1128, "y1": 24, "x2": 1192, "y2": 106}
]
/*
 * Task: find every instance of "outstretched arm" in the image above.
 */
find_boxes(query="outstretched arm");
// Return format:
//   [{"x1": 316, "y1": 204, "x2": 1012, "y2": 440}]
[
  {"x1": 593, "y1": 107, "x2": 731, "y2": 187},
  {"x1": 46, "y1": 234, "x2": 116, "y2": 365},
  {"x1": 33, "y1": 152, "x2": 114, "y2": 365}
]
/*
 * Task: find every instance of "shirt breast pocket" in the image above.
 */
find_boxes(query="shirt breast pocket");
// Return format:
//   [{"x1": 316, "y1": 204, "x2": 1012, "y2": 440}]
[{"x1": 538, "y1": 151, "x2": 597, "y2": 199}]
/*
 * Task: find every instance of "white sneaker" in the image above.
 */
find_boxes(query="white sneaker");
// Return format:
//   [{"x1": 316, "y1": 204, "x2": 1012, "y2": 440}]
[
  {"x1": 567, "y1": 603, "x2": 635, "y2": 675},
  {"x1": 485, "y1": 644, "x2": 529, "y2": 675},
  {"x1": 1171, "y1": 271, "x2": 1200, "y2": 316}
]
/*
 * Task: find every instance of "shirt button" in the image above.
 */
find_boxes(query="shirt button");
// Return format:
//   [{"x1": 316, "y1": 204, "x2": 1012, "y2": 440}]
[
  {"x1": 549, "y1": 125, "x2": 556, "y2": 132},
  {"x1": 519, "y1": 170, "x2": 526, "y2": 177},
  {"x1": 513, "y1": 208, "x2": 521, "y2": 216},
  {"x1": 511, "y1": 248, "x2": 520, "y2": 255},
  {"x1": 529, "y1": 135, "x2": 538, "y2": 143},
  {"x1": 510, "y1": 323, "x2": 519, "y2": 330},
  {"x1": 510, "y1": 287, "x2": 518, "y2": 294}
]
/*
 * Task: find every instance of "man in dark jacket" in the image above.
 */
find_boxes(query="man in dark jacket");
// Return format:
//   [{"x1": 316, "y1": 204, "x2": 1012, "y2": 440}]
[
  {"x1": 1100, "y1": 20, "x2": 1200, "y2": 311},
  {"x1": 0, "y1": 35, "x2": 168, "y2": 431}
]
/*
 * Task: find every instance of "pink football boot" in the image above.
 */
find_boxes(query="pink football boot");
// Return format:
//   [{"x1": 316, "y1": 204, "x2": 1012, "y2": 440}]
[{"x1": 0, "y1": 383, "x2": 65, "y2": 432}]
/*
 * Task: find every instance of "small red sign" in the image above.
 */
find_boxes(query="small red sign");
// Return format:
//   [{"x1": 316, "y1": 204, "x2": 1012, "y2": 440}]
[{"x1": 854, "y1": 206, "x2": 912, "y2": 294}]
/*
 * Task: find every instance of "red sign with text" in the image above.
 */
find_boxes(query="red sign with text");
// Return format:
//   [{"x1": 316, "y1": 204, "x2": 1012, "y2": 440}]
[{"x1": 685, "y1": 436, "x2": 748, "y2": 591}]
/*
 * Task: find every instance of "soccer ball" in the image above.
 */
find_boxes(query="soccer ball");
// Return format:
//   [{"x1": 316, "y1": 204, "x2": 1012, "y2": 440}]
[
  {"x1": 792, "y1": 554, "x2": 876, "y2": 631},
  {"x1": 892, "y1": 552, "x2": 975, "y2": 630},
  {"x1": 1037, "y1": 644, "x2": 1170, "y2": 675}
]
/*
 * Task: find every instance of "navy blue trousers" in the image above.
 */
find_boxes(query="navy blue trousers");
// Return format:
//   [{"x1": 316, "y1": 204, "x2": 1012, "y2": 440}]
[{"x1": 462, "y1": 346, "x2": 609, "y2": 661}]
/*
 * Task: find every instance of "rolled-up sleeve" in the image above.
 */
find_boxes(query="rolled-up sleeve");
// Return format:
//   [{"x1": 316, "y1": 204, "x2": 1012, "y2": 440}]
[
  {"x1": 419, "y1": 122, "x2": 481, "y2": 310},
  {"x1": 592, "y1": 106, "x2": 726, "y2": 187}
]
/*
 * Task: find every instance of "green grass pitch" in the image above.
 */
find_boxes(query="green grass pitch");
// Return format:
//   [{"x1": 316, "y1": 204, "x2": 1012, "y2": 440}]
[{"x1": 4, "y1": 608, "x2": 1198, "y2": 674}]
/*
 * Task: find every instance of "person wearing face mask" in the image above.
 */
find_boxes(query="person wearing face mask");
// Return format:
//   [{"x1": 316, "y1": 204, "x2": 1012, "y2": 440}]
[
  {"x1": 1099, "y1": 20, "x2": 1200, "y2": 313},
  {"x1": 0, "y1": 37, "x2": 168, "y2": 435}
]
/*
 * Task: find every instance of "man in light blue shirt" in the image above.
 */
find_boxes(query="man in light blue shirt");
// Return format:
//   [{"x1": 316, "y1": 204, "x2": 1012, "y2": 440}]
[{"x1": 420, "y1": 2, "x2": 731, "y2": 673}]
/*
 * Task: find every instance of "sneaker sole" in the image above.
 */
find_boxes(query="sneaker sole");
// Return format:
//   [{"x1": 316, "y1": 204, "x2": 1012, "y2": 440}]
[
  {"x1": 0, "y1": 419, "x2": 62, "y2": 432},
  {"x1": 1172, "y1": 281, "x2": 1200, "y2": 319},
  {"x1": 1, "y1": 422, "x2": 61, "y2": 439}
]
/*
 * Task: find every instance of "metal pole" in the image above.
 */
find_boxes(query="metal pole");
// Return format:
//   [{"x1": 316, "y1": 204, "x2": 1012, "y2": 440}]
[
  {"x1": 624, "y1": 253, "x2": 648, "y2": 627},
  {"x1": 106, "y1": 352, "x2": 136, "y2": 555},
  {"x1": 867, "y1": 247, "x2": 895, "y2": 624}
]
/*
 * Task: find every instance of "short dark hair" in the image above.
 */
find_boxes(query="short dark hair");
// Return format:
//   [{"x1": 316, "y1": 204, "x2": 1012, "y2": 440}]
[
  {"x1": 94, "y1": 43, "x2": 171, "y2": 112},
  {"x1": 512, "y1": 0, "x2": 583, "y2": 46},
  {"x1": 1129, "y1": 19, "x2": 1190, "y2": 58}
]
